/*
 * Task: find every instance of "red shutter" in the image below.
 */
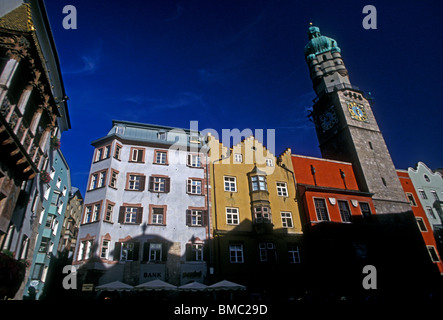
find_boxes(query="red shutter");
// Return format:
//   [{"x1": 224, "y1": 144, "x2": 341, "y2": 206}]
[
  {"x1": 186, "y1": 209, "x2": 191, "y2": 226},
  {"x1": 136, "y1": 207, "x2": 143, "y2": 224},
  {"x1": 114, "y1": 242, "x2": 121, "y2": 261},
  {"x1": 186, "y1": 179, "x2": 191, "y2": 194},
  {"x1": 139, "y1": 176, "x2": 146, "y2": 191},
  {"x1": 148, "y1": 176, "x2": 154, "y2": 191},
  {"x1": 202, "y1": 210, "x2": 208, "y2": 227},
  {"x1": 137, "y1": 149, "x2": 144, "y2": 162},
  {"x1": 118, "y1": 206, "x2": 126, "y2": 223},
  {"x1": 165, "y1": 178, "x2": 170, "y2": 193}
]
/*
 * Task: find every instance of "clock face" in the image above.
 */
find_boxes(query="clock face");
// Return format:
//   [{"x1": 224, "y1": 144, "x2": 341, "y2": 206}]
[
  {"x1": 319, "y1": 106, "x2": 338, "y2": 131},
  {"x1": 347, "y1": 102, "x2": 368, "y2": 122}
]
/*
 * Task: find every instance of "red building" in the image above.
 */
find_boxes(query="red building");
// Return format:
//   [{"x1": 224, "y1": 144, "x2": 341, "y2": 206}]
[
  {"x1": 291, "y1": 154, "x2": 375, "y2": 227},
  {"x1": 397, "y1": 170, "x2": 443, "y2": 275}
]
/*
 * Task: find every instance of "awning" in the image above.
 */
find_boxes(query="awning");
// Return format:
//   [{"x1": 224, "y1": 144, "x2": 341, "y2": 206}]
[
  {"x1": 95, "y1": 281, "x2": 133, "y2": 292},
  {"x1": 135, "y1": 279, "x2": 177, "y2": 291},
  {"x1": 178, "y1": 281, "x2": 208, "y2": 291},
  {"x1": 208, "y1": 280, "x2": 246, "y2": 291}
]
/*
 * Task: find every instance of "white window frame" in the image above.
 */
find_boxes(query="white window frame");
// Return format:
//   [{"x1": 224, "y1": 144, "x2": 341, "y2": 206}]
[
  {"x1": 234, "y1": 153, "x2": 242, "y2": 163},
  {"x1": 226, "y1": 207, "x2": 240, "y2": 225},
  {"x1": 281, "y1": 212, "x2": 293, "y2": 228},
  {"x1": 229, "y1": 244, "x2": 244, "y2": 263},
  {"x1": 276, "y1": 182, "x2": 288, "y2": 197},
  {"x1": 224, "y1": 176, "x2": 237, "y2": 192}
]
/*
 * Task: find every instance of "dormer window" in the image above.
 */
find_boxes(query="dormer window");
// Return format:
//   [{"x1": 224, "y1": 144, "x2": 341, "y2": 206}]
[{"x1": 158, "y1": 132, "x2": 167, "y2": 140}]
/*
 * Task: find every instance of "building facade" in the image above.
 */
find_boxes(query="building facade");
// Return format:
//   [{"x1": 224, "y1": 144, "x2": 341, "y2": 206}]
[
  {"x1": 74, "y1": 120, "x2": 210, "y2": 288},
  {"x1": 21, "y1": 148, "x2": 71, "y2": 299},
  {"x1": 207, "y1": 134, "x2": 303, "y2": 299},
  {"x1": 407, "y1": 162, "x2": 443, "y2": 266},
  {"x1": 0, "y1": 0, "x2": 71, "y2": 299},
  {"x1": 397, "y1": 169, "x2": 443, "y2": 275}
]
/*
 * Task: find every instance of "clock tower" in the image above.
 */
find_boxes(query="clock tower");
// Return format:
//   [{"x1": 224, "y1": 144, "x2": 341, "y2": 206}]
[{"x1": 304, "y1": 25, "x2": 410, "y2": 214}]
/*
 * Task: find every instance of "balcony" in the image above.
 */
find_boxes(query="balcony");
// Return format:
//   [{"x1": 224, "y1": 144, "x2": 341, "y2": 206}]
[{"x1": 0, "y1": 97, "x2": 44, "y2": 180}]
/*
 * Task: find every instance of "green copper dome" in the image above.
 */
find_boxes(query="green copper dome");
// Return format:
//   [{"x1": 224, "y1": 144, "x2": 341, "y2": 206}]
[{"x1": 304, "y1": 25, "x2": 341, "y2": 61}]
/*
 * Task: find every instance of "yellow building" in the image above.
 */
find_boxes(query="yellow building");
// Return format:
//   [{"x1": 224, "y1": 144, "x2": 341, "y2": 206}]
[{"x1": 207, "y1": 133, "x2": 304, "y2": 299}]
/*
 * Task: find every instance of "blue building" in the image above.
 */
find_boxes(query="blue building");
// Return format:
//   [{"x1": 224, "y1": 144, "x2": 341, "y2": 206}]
[{"x1": 23, "y1": 148, "x2": 71, "y2": 299}]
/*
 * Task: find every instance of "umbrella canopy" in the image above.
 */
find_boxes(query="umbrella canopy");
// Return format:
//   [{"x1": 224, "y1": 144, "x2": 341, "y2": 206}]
[
  {"x1": 135, "y1": 279, "x2": 177, "y2": 291},
  {"x1": 208, "y1": 280, "x2": 246, "y2": 291},
  {"x1": 95, "y1": 281, "x2": 133, "y2": 292},
  {"x1": 178, "y1": 281, "x2": 208, "y2": 291}
]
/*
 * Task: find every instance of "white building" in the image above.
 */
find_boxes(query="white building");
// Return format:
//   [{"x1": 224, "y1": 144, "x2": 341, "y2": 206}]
[{"x1": 74, "y1": 120, "x2": 210, "y2": 287}]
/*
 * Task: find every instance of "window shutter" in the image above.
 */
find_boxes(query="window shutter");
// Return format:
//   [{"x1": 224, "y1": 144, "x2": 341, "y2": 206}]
[
  {"x1": 118, "y1": 206, "x2": 126, "y2": 223},
  {"x1": 203, "y1": 243, "x2": 209, "y2": 262},
  {"x1": 133, "y1": 242, "x2": 140, "y2": 261},
  {"x1": 187, "y1": 154, "x2": 191, "y2": 166},
  {"x1": 139, "y1": 176, "x2": 146, "y2": 191},
  {"x1": 143, "y1": 242, "x2": 150, "y2": 261},
  {"x1": 148, "y1": 176, "x2": 154, "y2": 191},
  {"x1": 165, "y1": 178, "x2": 170, "y2": 193},
  {"x1": 186, "y1": 243, "x2": 193, "y2": 261},
  {"x1": 202, "y1": 210, "x2": 208, "y2": 227},
  {"x1": 136, "y1": 207, "x2": 143, "y2": 224},
  {"x1": 137, "y1": 149, "x2": 143, "y2": 162},
  {"x1": 161, "y1": 242, "x2": 168, "y2": 262},
  {"x1": 186, "y1": 179, "x2": 191, "y2": 194},
  {"x1": 114, "y1": 242, "x2": 121, "y2": 261},
  {"x1": 186, "y1": 209, "x2": 191, "y2": 226}
]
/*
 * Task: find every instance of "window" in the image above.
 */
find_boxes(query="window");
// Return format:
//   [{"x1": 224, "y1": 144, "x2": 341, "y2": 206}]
[
  {"x1": 424, "y1": 174, "x2": 431, "y2": 183},
  {"x1": 276, "y1": 182, "x2": 288, "y2": 197},
  {"x1": 88, "y1": 170, "x2": 107, "y2": 190},
  {"x1": 149, "y1": 243, "x2": 162, "y2": 262},
  {"x1": 419, "y1": 189, "x2": 428, "y2": 200},
  {"x1": 234, "y1": 153, "x2": 242, "y2": 163},
  {"x1": 150, "y1": 207, "x2": 165, "y2": 225},
  {"x1": 56, "y1": 177, "x2": 62, "y2": 189},
  {"x1": 427, "y1": 246, "x2": 440, "y2": 262},
  {"x1": 259, "y1": 243, "x2": 276, "y2": 262},
  {"x1": 101, "y1": 240, "x2": 110, "y2": 259},
  {"x1": 224, "y1": 176, "x2": 237, "y2": 192},
  {"x1": 105, "y1": 201, "x2": 114, "y2": 222},
  {"x1": 148, "y1": 176, "x2": 170, "y2": 193},
  {"x1": 251, "y1": 175, "x2": 267, "y2": 191},
  {"x1": 254, "y1": 206, "x2": 272, "y2": 223},
  {"x1": 359, "y1": 202, "x2": 372, "y2": 219},
  {"x1": 78, "y1": 240, "x2": 93, "y2": 261},
  {"x1": 281, "y1": 212, "x2": 293, "y2": 228},
  {"x1": 188, "y1": 154, "x2": 201, "y2": 167},
  {"x1": 186, "y1": 209, "x2": 206, "y2": 227},
  {"x1": 191, "y1": 244, "x2": 203, "y2": 261},
  {"x1": 229, "y1": 244, "x2": 244, "y2": 263},
  {"x1": 187, "y1": 179, "x2": 202, "y2": 195},
  {"x1": 51, "y1": 191, "x2": 61, "y2": 206},
  {"x1": 226, "y1": 208, "x2": 239, "y2": 225},
  {"x1": 83, "y1": 202, "x2": 101, "y2": 224},
  {"x1": 426, "y1": 207, "x2": 436, "y2": 219},
  {"x1": 288, "y1": 245, "x2": 301, "y2": 264},
  {"x1": 114, "y1": 143, "x2": 122, "y2": 160},
  {"x1": 266, "y1": 159, "x2": 274, "y2": 167},
  {"x1": 154, "y1": 150, "x2": 168, "y2": 165},
  {"x1": 118, "y1": 206, "x2": 143, "y2": 224},
  {"x1": 416, "y1": 217, "x2": 428, "y2": 232},
  {"x1": 109, "y1": 169, "x2": 119, "y2": 188},
  {"x1": 130, "y1": 147, "x2": 145, "y2": 163},
  {"x1": 431, "y1": 190, "x2": 440, "y2": 201},
  {"x1": 126, "y1": 174, "x2": 145, "y2": 191},
  {"x1": 94, "y1": 145, "x2": 111, "y2": 162},
  {"x1": 338, "y1": 200, "x2": 351, "y2": 222},
  {"x1": 121, "y1": 243, "x2": 135, "y2": 261},
  {"x1": 406, "y1": 193, "x2": 417, "y2": 206},
  {"x1": 157, "y1": 132, "x2": 167, "y2": 140},
  {"x1": 314, "y1": 198, "x2": 329, "y2": 221},
  {"x1": 116, "y1": 126, "x2": 125, "y2": 135}
]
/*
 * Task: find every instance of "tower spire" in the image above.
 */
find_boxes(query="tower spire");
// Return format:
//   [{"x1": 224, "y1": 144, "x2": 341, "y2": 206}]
[{"x1": 304, "y1": 25, "x2": 350, "y2": 97}]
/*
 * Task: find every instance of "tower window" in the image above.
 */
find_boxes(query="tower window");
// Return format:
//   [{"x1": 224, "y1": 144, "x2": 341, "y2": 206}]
[
  {"x1": 381, "y1": 177, "x2": 387, "y2": 187},
  {"x1": 368, "y1": 141, "x2": 373, "y2": 150}
]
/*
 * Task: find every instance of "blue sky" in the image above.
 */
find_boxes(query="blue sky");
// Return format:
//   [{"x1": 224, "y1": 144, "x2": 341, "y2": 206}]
[{"x1": 43, "y1": 0, "x2": 443, "y2": 194}]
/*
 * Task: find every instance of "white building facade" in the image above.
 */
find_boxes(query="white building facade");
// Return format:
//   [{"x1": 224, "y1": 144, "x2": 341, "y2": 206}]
[{"x1": 74, "y1": 120, "x2": 210, "y2": 287}]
